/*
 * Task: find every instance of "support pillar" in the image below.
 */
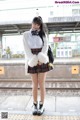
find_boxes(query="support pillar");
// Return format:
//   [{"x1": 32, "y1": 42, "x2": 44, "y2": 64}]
[{"x1": 0, "y1": 33, "x2": 2, "y2": 58}]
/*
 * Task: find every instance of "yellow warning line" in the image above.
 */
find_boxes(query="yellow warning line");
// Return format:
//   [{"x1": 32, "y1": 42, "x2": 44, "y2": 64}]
[{"x1": 1, "y1": 114, "x2": 80, "y2": 120}]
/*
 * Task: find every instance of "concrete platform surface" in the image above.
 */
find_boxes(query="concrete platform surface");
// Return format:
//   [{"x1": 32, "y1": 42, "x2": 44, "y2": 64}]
[{"x1": 0, "y1": 95, "x2": 80, "y2": 118}]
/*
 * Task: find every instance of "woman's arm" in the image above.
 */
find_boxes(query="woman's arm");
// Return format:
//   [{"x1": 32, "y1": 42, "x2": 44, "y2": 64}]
[
  {"x1": 23, "y1": 32, "x2": 34, "y2": 59},
  {"x1": 38, "y1": 35, "x2": 49, "y2": 64},
  {"x1": 23, "y1": 32, "x2": 38, "y2": 67}
]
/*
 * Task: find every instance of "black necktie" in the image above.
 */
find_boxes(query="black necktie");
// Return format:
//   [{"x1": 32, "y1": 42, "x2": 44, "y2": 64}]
[{"x1": 31, "y1": 30, "x2": 39, "y2": 36}]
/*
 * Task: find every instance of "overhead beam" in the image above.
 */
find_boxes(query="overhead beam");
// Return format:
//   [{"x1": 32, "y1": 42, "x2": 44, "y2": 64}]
[
  {"x1": 0, "y1": 21, "x2": 80, "y2": 35},
  {"x1": 12, "y1": 25, "x2": 21, "y2": 33},
  {"x1": 75, "y1": 22, "x2": 79, "y2": 27}
]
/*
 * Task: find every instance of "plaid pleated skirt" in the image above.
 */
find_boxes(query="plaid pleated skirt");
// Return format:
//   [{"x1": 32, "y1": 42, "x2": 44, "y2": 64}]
[{"x1": 28, "y1": 48, "x2": 53, "y2": 74}]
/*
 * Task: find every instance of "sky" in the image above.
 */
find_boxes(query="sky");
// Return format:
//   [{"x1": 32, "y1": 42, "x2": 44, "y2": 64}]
[
  {"x1": 2, "y1": 35, "x2": 24, "y2": 54},
  {"x1": 0, "y1": 0, "x2": 53, "y2": 9},
  {"x1": 0, "y1": 0, "x2": 54, "y2": 24}
]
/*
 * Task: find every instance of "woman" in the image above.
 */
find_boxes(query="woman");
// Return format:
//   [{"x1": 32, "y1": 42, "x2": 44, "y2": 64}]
[{"x1": 23, "y1": 16, "x2": 53, "y2": 116}]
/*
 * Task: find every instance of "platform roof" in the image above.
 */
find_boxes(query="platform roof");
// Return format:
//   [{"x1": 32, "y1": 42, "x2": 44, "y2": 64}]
[{"x1": 0, "y1": 16, "x2": 80, "y2": 35}]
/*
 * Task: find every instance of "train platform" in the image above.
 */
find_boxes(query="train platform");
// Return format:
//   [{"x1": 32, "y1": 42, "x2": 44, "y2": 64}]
[
  {"x1": 0, "y1": 58, "x2": 80, "y2": 119},
  {"x1": 0, "y1": 94, "x2": 80, "y2": 120}
]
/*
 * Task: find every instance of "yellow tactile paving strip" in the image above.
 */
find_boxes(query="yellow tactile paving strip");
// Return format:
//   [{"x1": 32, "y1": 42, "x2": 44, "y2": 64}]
[{"x1": 1, "y1": 114, "x2": 80, "y2": 120}]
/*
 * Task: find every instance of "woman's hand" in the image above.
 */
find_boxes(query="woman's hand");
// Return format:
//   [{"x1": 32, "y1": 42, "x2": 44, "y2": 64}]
[{"x1": 38, "y1": 61, "x2": 43, "y2": 65}]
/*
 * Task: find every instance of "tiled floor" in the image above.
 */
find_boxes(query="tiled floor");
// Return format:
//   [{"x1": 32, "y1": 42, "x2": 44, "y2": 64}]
[{"x1": 0, "y1": 114, "x2": 80, "y2": 120}]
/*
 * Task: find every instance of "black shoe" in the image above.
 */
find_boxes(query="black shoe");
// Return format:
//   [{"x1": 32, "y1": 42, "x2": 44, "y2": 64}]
[
  {"x1": 32, "y1": 102, "x2": 38, "y2": 115},
  {"x1": 37, "y1": 102, "x2": 45, "y2": 116}
]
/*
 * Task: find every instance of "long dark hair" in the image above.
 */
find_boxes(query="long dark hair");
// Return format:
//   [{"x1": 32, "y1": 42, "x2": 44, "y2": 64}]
[{"x1": 32, "y1": 16, "x2": 45, "y2": 41}]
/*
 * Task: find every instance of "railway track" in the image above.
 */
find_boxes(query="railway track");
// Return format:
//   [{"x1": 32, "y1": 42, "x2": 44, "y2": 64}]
[
  {"x1": 0, "y1": 79, "x2": 80, "y2": 89},
  {"x1": 0, "y1": 79, "x2": 80, "y2": 96}
]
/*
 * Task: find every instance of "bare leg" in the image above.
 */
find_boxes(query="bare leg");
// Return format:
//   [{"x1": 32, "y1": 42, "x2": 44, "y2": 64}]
[
  {"x1": 38, "y1": 72, "x2": 47, "y2": 104},
  {"x1": 31, "y1": 73, "x2": 38, "y2": 103}
]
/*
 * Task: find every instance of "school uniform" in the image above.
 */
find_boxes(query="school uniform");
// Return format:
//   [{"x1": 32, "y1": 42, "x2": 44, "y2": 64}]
[{"x1": 23, "y1": 29, "x2": 53, "y2": 75}]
